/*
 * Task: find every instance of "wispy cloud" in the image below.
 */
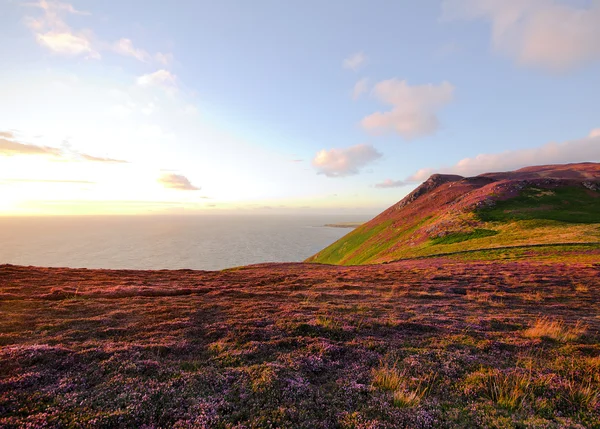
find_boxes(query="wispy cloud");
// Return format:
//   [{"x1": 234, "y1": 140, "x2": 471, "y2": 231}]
[
  {"x1": 409, "y1": 129, "x2": 600, "y2": 181},
  {"x1": 343, "y1": 51, "x2": 368, "y2": 71},
  {"x1": 0, "y1": 136, "x2": 62, "y2": 157},
  {"x1": 312, "y1": 143, "x2": 382, "y2": 177},
  {"x1": 154, "y1": 52, "x2": 174, "y2": 66},
  {"x1": 137, "y1": 70, "x2": 178, "y2": 90},
  {"x1": 374, "y1": 179, "x2": 409, "y2": 189},
  {"x1": 112, "y1": 38, "x2": 150, "y2": 62},
  {"x1": 158, "y1": 173, "x2": 200, "y2": 190},
  {"x1": 78, "y1": 154, "x2": 128, "y2": 163},
  {"x1": 24, "y1": 1, "x2": 173, "y2": 64},
  {"x1": 25, "y1": 0, "x2": 99, "y2": 58},
  {"x1": 442, "y1": 0, "x2": 600, "y2": 70},
  {"x1": 361, "y1": 79, "x2": 455, "y2": 139},
  {"x1": 352, "y1": 78, "x2": 369, "y2": 100},
  {"x1": 37, "y1": 31, "x2": 97, "y2": 57},
  {"x1": 0, "y1": 131, "x2": 127, "y2": 163}
]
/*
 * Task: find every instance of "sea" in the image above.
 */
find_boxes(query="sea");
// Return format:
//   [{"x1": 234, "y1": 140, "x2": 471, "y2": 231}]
[{"x1": 0, "y1": 215, "x2": 371, "y2": 271}]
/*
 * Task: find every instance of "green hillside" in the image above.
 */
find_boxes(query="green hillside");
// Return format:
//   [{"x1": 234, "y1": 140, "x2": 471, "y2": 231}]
[{"x1": 307, "y1": 165, "x2": 600, "y2": 265}]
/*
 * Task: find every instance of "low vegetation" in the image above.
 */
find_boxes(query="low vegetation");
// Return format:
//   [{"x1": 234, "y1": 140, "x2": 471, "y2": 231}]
[
  {"x1": 478, "y1": 186, "x2": 600, "y2": 224},
  {"x1": 2, "y1": 258, "x2": 600, "y2": 428}
]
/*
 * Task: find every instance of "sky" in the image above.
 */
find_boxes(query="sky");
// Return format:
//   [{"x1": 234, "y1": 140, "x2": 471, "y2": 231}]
[{"x1": 0, "y1": 0, "x2": 599, "y2": 216}]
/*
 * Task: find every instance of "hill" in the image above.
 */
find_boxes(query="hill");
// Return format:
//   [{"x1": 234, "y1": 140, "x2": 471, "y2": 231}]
[{"x1": 307, "y1": 163, "x2": 600, "y2": 265}]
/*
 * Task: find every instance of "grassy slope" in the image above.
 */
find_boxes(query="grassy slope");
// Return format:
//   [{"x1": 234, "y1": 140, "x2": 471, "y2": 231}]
[{"x1": 308, "y1": 186, "x2": 600, "y2": 265}]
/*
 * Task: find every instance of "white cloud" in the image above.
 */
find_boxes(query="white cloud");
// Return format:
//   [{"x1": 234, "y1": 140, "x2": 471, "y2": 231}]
[
  {"x1": 361, "y1": 79, "x2": 455, "y2": 139},
  {"x1": 352, "y1": 78, "x2": 369, "y2": 100},
  {"x1": 409, "y1": 129, "x2": 600, "y2": 181},
  {"x1": 25, "y1": 1, "x2": 99, "y2": 58},
  {"x1": 155, "y1": 52, "x2": 174, "y2": 66},
  {"x1": 590, "y1": 129, "x2": 600, "y2": 138},
  {"x1": 113, "y1": 38, "x2": 150, "y2": 62},
  {"x1": 312, "y1": 143, "x2": 382, "y2": 177},
  {"x1": 442, "y1": 0, "x2": 600, "y2": 70},
  {"x1": 137, "y1": 70, "x2": 177, "y2": 89},
  {"x1": 343, "y1": 51, "x2": 368, "y2": 71},
  {"x1": 24, "y1": 1, "x2": 173, "y2": 64},
  {"x1": 0, "y1": 136, "x2": 62, "y2": 157},
  {"x1": 0, "y1": 130, "x2": 127, "y2": 162},
  {"x1": 37, "y1": 31, "x2": 98, "y2": 57},
  {"x1": 158, "y1": 173, "x2": 200, "y2": 191},
  {"x1": 374, "y1": 179, "x2": 408, "y2": 188},
  {"x1": 141, "y1": 103, "x2": 157, "y2": 116}
]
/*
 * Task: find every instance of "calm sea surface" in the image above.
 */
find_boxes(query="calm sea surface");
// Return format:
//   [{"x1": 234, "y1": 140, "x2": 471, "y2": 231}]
[{"x1": 0, "y1": 215, "x2": 371, "y2": 271}]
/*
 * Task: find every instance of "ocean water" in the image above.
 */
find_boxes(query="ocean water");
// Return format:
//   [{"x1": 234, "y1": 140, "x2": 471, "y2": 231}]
[{"x1": 0, "y1": 215, "x2": 370, "y2": 271}]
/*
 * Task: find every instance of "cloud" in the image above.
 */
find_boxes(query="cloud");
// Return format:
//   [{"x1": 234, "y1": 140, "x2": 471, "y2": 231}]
[
  {"x1": 24, "y1": 1, "x2": 172, "y2": 64},
  {"x1": 158, "y1": 173, "x2": 200, "y2": 190},
  {"x1": 352, "y1": 78, "x2": 369, "y2": 100},
  {"x1": 25, "y1": 1, "x2": 99, "y2": 58},
  {"x1": 343, "y1": 52, "x2": 368, "y2": 71},
  {"x1": 112, "y1": 38, "x2": 150, "y2": 62},
  {"x1": 409, "y1": 129, "x2": 600, "y2": 181},
  {"x1": 312, "y1": 143, "x2": 382, "y2": 177},
  {"x1": 590, "y1": 129, "x2": 600, "y2": 138},
  {"x1": 442, "y1": 0, "x2": 600, "y2": 70},
  {"x1": 78, "y1": 154, "x2": 128, "y2": 163},
  {"x1": 137, "y1": 70, "x2": 178, "y2": 89},
  {"x1": 361, "y1": 79, "x2": 455, "y2": 139},
  {"x1": 155, "y1": 52, "x2": 174, "y2": 66},
  {"x1": 0, "y1": 131, "x2": 128, "y2": 163},
  {"x1": 374, "y1": 179, "x2": 409, "y2": 189},
  {"x1": 36, "y1": 31, "x2": 98, "y2": 57},
  {"x1": 0, "y1": 137, "x2": 62, "y2": 157}
]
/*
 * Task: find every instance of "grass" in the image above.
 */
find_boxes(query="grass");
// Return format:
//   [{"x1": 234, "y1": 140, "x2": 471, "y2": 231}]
[
  {"x1": 478, "y1": 186, "x2": 600, "y2": 224},
  {"x1": 430, "y1": 228, "x2": 499, "y2": 245},
  {"x1": 563, "y1": 376, "x2": 600, "y2": 412},
  {"x1": 466, "y1": 368, "x2": 533, "y2": 411},
  {"x1": 523, "y1": 318, "x2": 586, "y2": 342},
  {"x1": 372, "y1": 363, "x2": 403, "y2": 391},
  {"x1": 392, "y1": 385, "x2": 429, "y2": 408},
  {"x1": 372, "y1": 363, "x2": 433, "y2": 408}
]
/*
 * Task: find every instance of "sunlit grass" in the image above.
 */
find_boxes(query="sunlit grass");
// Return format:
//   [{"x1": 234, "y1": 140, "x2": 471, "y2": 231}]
[{"x1": 523, "y1": 318, "x2": 586, "y2": 342}]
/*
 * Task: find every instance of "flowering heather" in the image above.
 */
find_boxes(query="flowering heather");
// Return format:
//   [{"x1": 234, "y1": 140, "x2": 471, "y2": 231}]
[{"x1": 1, "y1": 258, "x2": 600, "y2": 428}]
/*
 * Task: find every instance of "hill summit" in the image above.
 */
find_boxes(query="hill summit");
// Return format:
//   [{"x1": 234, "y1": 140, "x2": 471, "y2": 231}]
[{"x1": 307, "y1": 162, "x2": 600, "y2": 265}]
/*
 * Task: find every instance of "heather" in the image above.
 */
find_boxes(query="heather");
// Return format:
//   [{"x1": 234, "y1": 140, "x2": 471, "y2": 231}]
[{"x1": 1, "y1": 259, "x2": 599, "y2": 428}]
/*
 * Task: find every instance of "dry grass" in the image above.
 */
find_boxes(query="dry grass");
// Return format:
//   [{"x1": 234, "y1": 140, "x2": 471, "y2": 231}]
[
  {"x1": 464, "y1": 368, "x2": 534, "y2": 411},
  {"x1": 372, "y1": 363, "x2": 403, "y2": 391},
  {"x1": 563, "y1": 376, "x2": 600, "y2": 411},
  {"x1": 523, "y1": 318, "x2": 587, "y2": 342},
  {"x1": 392, "y1": 385, "x2": 429, "y2": 408},
  {"x1": 372, "y1": 363, "x2": 433, "y2": 408}
]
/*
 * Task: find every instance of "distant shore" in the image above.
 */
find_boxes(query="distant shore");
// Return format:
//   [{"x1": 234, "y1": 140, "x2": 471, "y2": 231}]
[{"x1": 324, "y1": 222, "x2": 363, "y2": 228}]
